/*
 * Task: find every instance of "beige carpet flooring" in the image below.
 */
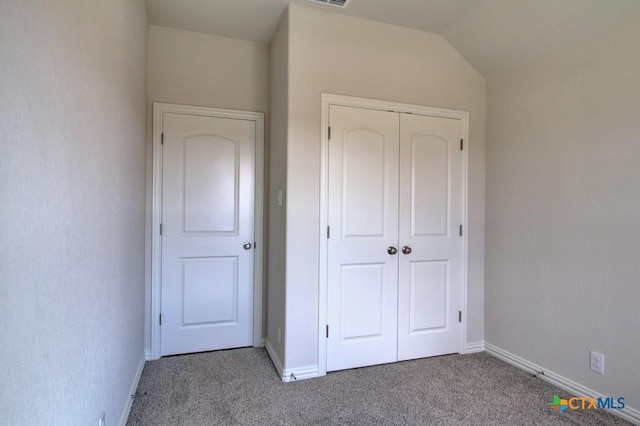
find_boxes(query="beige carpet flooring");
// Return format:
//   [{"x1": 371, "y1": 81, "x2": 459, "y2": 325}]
[{"x1": 127, "y1": 348, "x2": 629, "y2": 425}]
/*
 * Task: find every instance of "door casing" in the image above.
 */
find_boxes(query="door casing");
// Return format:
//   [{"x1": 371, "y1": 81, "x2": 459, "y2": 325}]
[
  {"x1": 150, "y1": 103, "x2": 264, "y2": 360},
  {"x1": 318, "y1": 93, "x2": 469, "y2": 375}
]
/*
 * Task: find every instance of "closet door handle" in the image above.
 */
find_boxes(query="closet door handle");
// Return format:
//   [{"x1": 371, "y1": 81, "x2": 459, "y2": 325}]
[
  {"x1": 402, "y1": 246, "x2": 412, "y2": 255},
  {"x1": 387, "y1": 246, "x2": 398, "y2": 255}
]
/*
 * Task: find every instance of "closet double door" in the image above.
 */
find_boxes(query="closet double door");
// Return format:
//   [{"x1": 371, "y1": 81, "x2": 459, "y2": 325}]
[{"x1": 327, "y1": 105, "x2": 464, "y2": 372}]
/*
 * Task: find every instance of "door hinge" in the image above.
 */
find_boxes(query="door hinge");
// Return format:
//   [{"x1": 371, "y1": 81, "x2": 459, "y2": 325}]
[
  {"x1": 160, "y1": 223, "x2": 163, "y2": 235},
  {"x1": 460, "y1": 139, "x2": 463, "y2": 150},
  {"x1": 327, "y1": 226, "x2": 330, "y2": 239},
  {"x1": 328, "y1": 126, "x2": 331, "y2": 140},
  {"x1": 458, "y1": 311, "x2": 462, "y2": 323},
  {"x1": 459, "y1": 225, "x2": 462, "y2": 236},
  {"x1": 159, "y1": 313, "x2": 162, "y2": 326},
  {"x1": 161, "y1": 133, "x2": 164, "y2": 145},
  {"x1": 326, "y1": 325, "x2": 329, "y2": 338}
]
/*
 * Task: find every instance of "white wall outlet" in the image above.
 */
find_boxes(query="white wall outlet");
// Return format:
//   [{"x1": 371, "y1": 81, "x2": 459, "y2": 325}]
[
  {"x1": 99, "y1": 411, "x2": 105, "y2": 426},
  {"x1": 276, "y1": 189, "x2": 283, "y2": 206},
  {"x1": 590, "y1": 351, "x2": 604, "y2": 375}
]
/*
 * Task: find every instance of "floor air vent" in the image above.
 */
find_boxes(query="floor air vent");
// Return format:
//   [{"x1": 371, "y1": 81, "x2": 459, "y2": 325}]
[{"x1": 307, "y1": 0, "x2": 351, "y2": 9}]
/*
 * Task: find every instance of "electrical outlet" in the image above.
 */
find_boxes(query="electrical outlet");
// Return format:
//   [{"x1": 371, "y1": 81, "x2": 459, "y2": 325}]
[
  {"x1": 99, "y1": 411, "x2": 105, "y2": 426},
  {"x1": 590, "y1": 351, "x2": 604, "y2": 375}
]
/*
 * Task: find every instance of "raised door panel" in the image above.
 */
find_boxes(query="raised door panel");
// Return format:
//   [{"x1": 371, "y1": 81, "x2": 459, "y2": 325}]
[
  {"x1": 181, "y1": 257, "x2": 238, "y2": 326},
  {"x1": 342, "y1": 129, "x2": 386, "y2": 238},
  {"x1": 410, "y1": 134, "x2": 450, "y2": 237},
  {"x1": 183, "y1": 136, "x2": 238, "y2": 234},
  {"x1": 340, "y1": 263, "x2": 385, "y2": 340},
  {"x1": 408, "y1": 260, "x2": 448, "y2": 333}
]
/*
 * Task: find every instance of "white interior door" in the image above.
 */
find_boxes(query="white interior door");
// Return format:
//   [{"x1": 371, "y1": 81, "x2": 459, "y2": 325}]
[
  {"x1": 327, "y1": 105, "x2": 400, "y2": 371},
  {"x1": 160, "y1": 112, "x2": 255, "y2": 356},
  {"x1": 397, "y1": 113, "x2": 463, "y2": 360},
  {"x1": 326, "y1": 104, "x2": 464, "y2": 371}
]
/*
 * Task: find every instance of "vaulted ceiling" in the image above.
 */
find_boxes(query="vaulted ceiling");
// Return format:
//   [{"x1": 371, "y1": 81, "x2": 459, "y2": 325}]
[{"x1": 145, "y1": 0, "x2": 640, "y2": 75}]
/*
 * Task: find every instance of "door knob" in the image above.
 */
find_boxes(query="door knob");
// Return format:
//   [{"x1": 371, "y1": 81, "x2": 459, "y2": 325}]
[
  {"x1": 402, "y1": 246, "x2": 412, "y2": 255},
  {"x1": 243, "y1": 242, "x2": 253, "y2": 250},
  {"x1": 387, "y1": 246, "x2": 398, "y2": 255}
]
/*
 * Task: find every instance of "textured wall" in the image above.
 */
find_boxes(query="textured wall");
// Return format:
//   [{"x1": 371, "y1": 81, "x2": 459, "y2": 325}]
[
  {"x1": 147, "y1": 25, "x2": 269, "y2": 112},
  {"x1": 283, "y1": 4, "x2": 486, "y2": 370},
  {"x1": 267, "y1": 10, "x2": 290, "y2": 367},
  {"x1": 0, "y1": 0, "x2": 148, "y2": 424},
  {"x1": 486, "y1": 15, "x2": 640, "y2": 412}
]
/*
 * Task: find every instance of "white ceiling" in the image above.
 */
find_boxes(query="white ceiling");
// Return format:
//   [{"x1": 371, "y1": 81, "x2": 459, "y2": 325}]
[{"x1": 145, "y1": 0, "x2": 640, "y2": 75}]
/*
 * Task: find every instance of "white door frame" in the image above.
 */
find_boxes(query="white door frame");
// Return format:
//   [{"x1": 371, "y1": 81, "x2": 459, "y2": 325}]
[
  {"x1": 318, "y1": 93, "x2": 469, "y2": 375},
  {"x1": 150, "y1": 102, "x2": 264, "y2": 360}
]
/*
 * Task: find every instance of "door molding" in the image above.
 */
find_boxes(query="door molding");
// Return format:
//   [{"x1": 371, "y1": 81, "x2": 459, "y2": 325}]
[
  {"x1": 150, "y1": 102, "x2": 264, "y2": 360},
  {"x1": 318, "y1": 93, "x2": 469, "y2": 375}
]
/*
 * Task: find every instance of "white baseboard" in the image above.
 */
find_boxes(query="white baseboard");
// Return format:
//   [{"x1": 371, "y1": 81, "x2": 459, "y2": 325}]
[
  {"x1": 465, "y1": 340, "x2": 485, "y2": 353},
  {"x1": 118, "y1": 352, "x2": 146, "y2": 426},
  {"x1": 282, "y1": 365, "x2": 319, "y2": 382},
  {"x1": 265, "y1": 339, "x2": 285, "y2": 378},
  {"x1": 265, "y1": 339, "x2": 320, "y2": 382},
  {"x1": 485, "y1": 342, "x2": 640, "y2": 425}
]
